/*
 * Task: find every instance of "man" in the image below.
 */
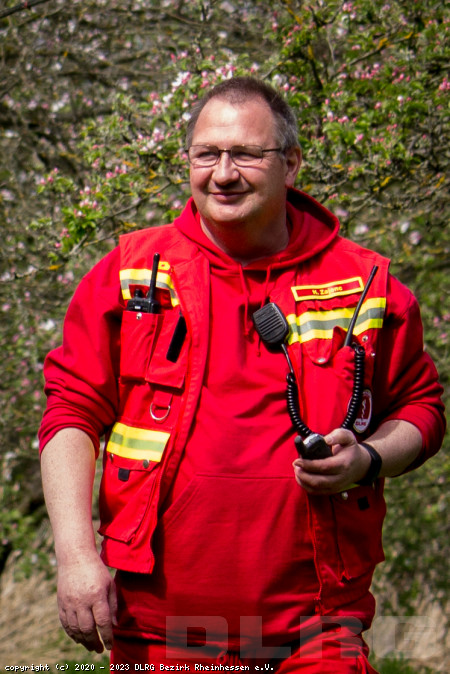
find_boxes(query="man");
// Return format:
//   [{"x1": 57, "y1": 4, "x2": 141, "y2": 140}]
[{"x1": 39, "y1": 77, "x2": 445, "y2": 672}]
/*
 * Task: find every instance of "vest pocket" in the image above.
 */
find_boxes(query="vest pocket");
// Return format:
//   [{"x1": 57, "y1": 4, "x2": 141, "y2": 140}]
[
  {"x1": 98, "y1": 451, "x2": 160, "y2": 543},
  {"x1": 293, "y1": 338, "x2": 357, "y2": 436},
  {"x1": 145, "y1": 310, "x2": 189, "y2": 390},
  {"x1": 120, "y1": 311, "x2": 163, "y2": 381},
  {"x1": 331, "y1": 481, "x2": 386, "y2": 580},
  {"x1": 99, "y1": 421, "x2": 171, "y2": 543},
  {"x1": 292, "y1": 331, "x2": 376, "y2": 436},
  {"x1": 120, "y1": 309, "x2": 189, "y2": 390}
]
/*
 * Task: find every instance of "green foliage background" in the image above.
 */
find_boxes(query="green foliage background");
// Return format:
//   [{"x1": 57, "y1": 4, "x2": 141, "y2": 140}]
[{"x1": 0, "y1": 0, "x2": 448, "y2": 645}]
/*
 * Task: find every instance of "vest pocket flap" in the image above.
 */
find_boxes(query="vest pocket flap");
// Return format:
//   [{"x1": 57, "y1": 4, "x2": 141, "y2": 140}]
[{"x1": 299, "y1": 323, "x2": 352, "y2": 366}]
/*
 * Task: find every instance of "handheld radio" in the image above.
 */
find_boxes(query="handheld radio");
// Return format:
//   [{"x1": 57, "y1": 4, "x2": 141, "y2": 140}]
[{"x1": 127, "y1": 253, "x2": 161, "y2": 314}]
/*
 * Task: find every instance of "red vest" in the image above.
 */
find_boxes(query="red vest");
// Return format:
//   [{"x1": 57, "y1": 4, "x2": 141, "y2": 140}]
[{"x1": 99, "y1": 199, "x2": 390, "y2": 619}]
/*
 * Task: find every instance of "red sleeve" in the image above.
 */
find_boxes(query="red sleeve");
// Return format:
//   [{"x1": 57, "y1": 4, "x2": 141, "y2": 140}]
[
  {"x1": 38, "y1": 247, "x2": 123, "y2": 456},
  {"x1": 371, "y1": 274, "x2": 446, "y2": 470}
]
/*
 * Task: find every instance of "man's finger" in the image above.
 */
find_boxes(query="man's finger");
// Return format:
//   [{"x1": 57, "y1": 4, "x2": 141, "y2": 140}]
[
  {"x1": 61, "y1": 604, "x2": 104, "y2": 653},
  {"x1": 293, "y1": 457, "x2": 340, "y2": 475},
  {"x1": 109, "y1": 580, "x2": 119, "y2": 627},
  {"x1": 93, "y1": 598, "x2": 114, "y2": 651},
  {"x1": 324, "y1": 428, "x2": 356, "y2": 448}
]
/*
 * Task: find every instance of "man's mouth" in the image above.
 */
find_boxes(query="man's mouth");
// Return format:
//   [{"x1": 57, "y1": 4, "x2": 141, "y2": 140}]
[{"x1": 210, "y1": 191, "x2": 247, "y2": 201}]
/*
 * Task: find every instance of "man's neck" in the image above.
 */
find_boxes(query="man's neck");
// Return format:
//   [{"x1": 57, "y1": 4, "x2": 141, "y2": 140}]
[{"x1": 200, "y1": 217, "x2": 290, "y2": 265}]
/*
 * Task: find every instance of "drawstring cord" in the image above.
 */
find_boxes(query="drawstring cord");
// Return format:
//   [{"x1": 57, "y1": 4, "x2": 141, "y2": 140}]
[
  {"x1": 262, "y1": 264, "x2": 273, "y2": 309},
  {"x1": 238, "y1": 262, "x2": 275, "y2": 347},
  {"x1": 238, "y1": 263, "x2": 252, "y2": 337}
]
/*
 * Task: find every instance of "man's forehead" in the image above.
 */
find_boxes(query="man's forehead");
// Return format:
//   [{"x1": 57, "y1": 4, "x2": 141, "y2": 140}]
[
  {"x1": 192, "y1": 96, "x2": 276, "y2": 139},
  {"x1": 196, "y1": 94, "x2": 272, "y2": 116}
]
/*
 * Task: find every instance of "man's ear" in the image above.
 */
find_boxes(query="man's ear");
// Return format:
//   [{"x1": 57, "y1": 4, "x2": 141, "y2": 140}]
[{"x1": 284, "y1": 146, "x2": 302, "y2": 187}]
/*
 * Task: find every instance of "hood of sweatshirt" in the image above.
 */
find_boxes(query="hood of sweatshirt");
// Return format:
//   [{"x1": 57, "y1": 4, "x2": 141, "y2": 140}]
[
  {"x1": 174, "y1": 187, "x2": 340, "y2": 272},
  {"x1": 173, "y1": 187, "x2": 341, "y2": 334}
]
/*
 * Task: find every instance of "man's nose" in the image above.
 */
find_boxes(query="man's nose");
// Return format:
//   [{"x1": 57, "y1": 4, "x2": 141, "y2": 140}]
[{"x1": 212, "y1": 152, "x2": 240, "y2": 182}]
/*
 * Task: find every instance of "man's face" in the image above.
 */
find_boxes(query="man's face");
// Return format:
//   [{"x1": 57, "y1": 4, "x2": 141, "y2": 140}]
[{"x1": 189, "y1": 97, "x2": 300, "y2": 244}]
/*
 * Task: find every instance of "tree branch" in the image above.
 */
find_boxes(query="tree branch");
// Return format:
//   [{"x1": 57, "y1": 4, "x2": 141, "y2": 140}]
[{"x1": 0, "y1": 0, "x2": 53, "y2": 20}]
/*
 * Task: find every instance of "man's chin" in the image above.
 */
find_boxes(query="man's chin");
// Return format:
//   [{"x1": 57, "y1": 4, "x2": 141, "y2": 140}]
[{"x1": 203, "y1": 204, "x2": 250, "y2": 227}]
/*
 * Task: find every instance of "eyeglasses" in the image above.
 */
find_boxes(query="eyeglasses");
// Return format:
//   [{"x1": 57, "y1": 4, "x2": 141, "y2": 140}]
[{"x1": 187, "y1": 144, "x2": 283, "y2": 167}]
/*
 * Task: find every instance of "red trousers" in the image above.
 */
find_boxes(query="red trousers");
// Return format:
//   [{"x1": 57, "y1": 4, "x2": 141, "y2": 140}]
[{"x1": 111, "y1": 616, "x2": 378, "y2": 673}]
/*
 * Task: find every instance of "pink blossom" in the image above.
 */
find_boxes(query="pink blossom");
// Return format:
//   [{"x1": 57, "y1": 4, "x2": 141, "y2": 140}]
[
  {"x1": 355, "y1": 224, "x2": 369, "y2": 235},
  {"x1": 409, "y1": 231, "x2": 422, "y2": 246}
]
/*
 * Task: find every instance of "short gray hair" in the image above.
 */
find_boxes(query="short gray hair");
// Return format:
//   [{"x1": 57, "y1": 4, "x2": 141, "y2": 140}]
[{"x1": 185, "y1": 76, "x2": 299, "y2": 151}]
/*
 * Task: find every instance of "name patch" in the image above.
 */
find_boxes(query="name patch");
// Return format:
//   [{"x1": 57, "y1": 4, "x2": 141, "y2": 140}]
[{"x1": 291, "y1": 277, "x2": 364, "y2": 301}]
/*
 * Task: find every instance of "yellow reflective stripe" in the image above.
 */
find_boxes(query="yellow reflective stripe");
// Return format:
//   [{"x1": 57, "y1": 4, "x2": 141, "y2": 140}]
[
  {"x1": 287, "y1": 297, "x2": 386, "y2": 345},
  {"x1": 120, "y1": 268, "x2": 179, "y2": 307},
  {"x1": 294, "y1": 297, "x2": 385, "y2": 326},
  {"x1": 106, "y1": 422, "x2": 170, "y2": 461},
  {"x1": 352, "y1": 316, "x2": 384, "y2": 335}
]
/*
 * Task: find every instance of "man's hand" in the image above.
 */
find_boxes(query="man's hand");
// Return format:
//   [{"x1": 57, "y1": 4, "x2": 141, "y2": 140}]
[
  {"x1": 57, "y1": 552, "x2": 117, "y2": 653},
  {"x1": 292, "y1": 420, "x2": 424, "y2": 494},
  {"x1": 292, "y1": 428, "x2": 371, "y2": 494},
  {"x1": 41, "y1": 429, "x2": 118, "y2": 653}
]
